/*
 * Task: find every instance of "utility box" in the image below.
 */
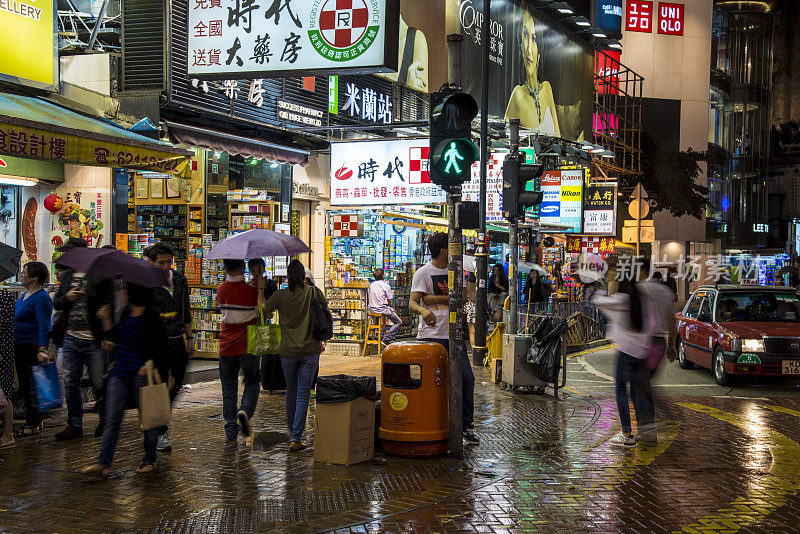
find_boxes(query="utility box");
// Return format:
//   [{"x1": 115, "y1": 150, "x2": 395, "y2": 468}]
[
  {"x1": 501, "y1": 334, "x2": 546, "y2": 388},
  {"x1": 314, "y1": 397, "x2": 375, "y2": 465}
]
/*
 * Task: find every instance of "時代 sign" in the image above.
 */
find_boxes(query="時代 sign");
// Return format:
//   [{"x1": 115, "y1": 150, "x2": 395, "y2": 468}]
[{"x1": 188, "y1": 0, "x2": 400, "y2": 79}]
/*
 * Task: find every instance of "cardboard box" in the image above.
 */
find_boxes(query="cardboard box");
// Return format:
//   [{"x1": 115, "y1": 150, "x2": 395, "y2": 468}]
[
  {"x1": 490, "y1": 358, "x2": 503, "y2": 384},
  {"x1": 313, "y1": 397, "x2": 375, "y2": 465}
]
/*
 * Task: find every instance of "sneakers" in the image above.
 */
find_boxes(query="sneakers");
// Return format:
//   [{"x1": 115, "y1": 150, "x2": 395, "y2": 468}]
[
  {"x1": 609, "y1": 432, "x2": 636, "y2": 447},
  {"x1": 237, "y1": 410, "x2": 251, "y2": 437},
  {"x1": 157, "y1": 432, "x2": 172, "y2": 452},
  {"x1": 289, "y1": 441, "x2": 308, "y2": 452},
  {"x1": 463, "y1": 429, "x2": 480, "y2": 445},
  {"x1": 54, "y1": 425, "x2": 83, "y2": 442}
]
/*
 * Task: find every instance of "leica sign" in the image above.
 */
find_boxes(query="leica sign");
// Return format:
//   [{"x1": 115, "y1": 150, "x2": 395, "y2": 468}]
[{"x1": 657, "y1": 2, "x2": 684, "y2": 35}]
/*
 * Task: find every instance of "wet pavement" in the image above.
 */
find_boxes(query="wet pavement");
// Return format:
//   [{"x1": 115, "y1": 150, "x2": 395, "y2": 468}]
[{"x1": 3, "y1": 350, "x2": 800, "y2": 533}]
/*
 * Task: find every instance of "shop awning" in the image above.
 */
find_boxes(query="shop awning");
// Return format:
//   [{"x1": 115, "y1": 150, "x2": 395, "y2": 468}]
[
  {"x1": 165, "y1": 121, "x2": 310, "y2": 167},
  {"x1": 0, "y1": 92, "x2": 193, "y2": 176}
]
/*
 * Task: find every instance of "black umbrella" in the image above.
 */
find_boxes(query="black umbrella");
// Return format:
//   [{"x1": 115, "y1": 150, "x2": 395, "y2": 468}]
[
  {"x1": 0, "y1": 242, "x2": 22, "y2": 283},
  {"x1": 54, "y1": 248, "x2": 167, "y2": 288}
]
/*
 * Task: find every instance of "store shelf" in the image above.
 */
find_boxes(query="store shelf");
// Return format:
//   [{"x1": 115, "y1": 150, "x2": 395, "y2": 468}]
[{"x1": 326, "y1": 286, "x2": 368, "y2": 342}]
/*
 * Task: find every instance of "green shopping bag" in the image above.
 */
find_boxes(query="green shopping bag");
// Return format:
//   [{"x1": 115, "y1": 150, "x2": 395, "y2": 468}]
[{"x1": 247, "y1": 309, "x2": 281, "y2": 355}]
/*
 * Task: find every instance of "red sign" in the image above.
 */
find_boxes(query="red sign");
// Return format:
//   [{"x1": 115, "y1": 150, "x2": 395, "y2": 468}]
[
  {"x1": 626, "y1": 0, "x2": 653, "y2": 33},
  {"x1": 595, "y1": 50, "x2": 621, "y2": 95},
  {"x1": 566, "y1": 236, "x2": 616, "y2": 256},
  {"x1": 658, "y1": 2, "x2": 684, "y2": 35}
]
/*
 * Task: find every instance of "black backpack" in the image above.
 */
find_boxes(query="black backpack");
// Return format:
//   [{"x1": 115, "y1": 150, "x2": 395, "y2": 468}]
[{"x1": 309, "y1": 287, "x2": 334, "y2": 341}]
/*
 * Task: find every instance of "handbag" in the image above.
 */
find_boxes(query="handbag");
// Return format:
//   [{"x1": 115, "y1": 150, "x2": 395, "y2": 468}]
[
  {"x1": 31, "y1": 362, "x2": 62, "y2": 413},
  {"x1": 309, "y1": 287, "x2": 334, "y2": 341},
  {"x1": 247, "y1": 308, "x2": 281, "y2": 356},
  {"x1": 138, "y1": 360, "x2": 171, "y2": 430},
  {"x1": 643, "y1": 339, "x2": 666, "y2": 371}
]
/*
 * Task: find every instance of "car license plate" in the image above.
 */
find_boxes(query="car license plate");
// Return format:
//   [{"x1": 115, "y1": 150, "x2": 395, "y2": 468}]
[{"x1": 782, "y1": 360, "x2": 800, "y2": 375}]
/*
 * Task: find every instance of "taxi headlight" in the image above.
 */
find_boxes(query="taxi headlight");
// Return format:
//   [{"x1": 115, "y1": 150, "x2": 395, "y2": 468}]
[{"x1": 740, "y1": 339, "x2": 765, "y2": 353}]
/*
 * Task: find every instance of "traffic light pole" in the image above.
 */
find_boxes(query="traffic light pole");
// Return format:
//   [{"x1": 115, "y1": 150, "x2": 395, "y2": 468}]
[
  {"x1": 446, "y1": 33, "x2": 464, "y2": 459},
  {"x1": 473, "y1": 0, "x2": 492, "y2": 366},
  {"x1": 508, "y1": 119, "x2": 520, "y2": 335}
]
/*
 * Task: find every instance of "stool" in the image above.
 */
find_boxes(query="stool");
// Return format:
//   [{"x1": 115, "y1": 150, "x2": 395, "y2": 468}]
[{"x1": 363, "y1": 313, "x2": 386, "y2": 357}]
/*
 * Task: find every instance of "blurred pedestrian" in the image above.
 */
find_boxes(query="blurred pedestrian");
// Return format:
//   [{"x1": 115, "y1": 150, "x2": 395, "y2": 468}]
[
  {"x1": 368, "y1": 268, "x2": 402, "y2": 345},
  {"x1": 488, "y1": 263, "x2": 509, "y2": 323},
  {"x1": 146, "y1": 242, "x2": 193, "y2": 452},
  {"x1": 262, "y1": 259, "x2": 324, "y2": 452},
  {"x1": 464, "y1": 273, "x2": 477, "y2": 348},
  {"x1": 52, "y1": 238, "x2": 114, "y2": 441},
  {"x1": 217, "y1": 259, "x2": 262, "y2": 442},
  {"x1": 14, "y1": 261, "x2": 52, "y2": 437},
  {"x1": 81, "y1": 283, "x2": 168, "y2": 477}
]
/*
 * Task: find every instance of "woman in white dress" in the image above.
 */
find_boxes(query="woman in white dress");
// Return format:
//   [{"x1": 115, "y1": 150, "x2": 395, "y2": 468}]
[{"x1": 504, "y1": 7, "x2": 560, "y2": 136}]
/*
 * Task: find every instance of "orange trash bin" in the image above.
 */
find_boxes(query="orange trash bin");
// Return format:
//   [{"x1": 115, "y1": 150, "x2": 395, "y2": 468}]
[{"x1": 378, "y1": 341, "x2": 449, "y2": 456}]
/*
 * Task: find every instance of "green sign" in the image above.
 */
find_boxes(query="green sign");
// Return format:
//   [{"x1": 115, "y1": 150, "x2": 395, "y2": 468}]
[
  {"x1": 431, "y1": 138, "x2": 478, "y2": 183},
  {"x1": 0, "y1": 154, "x2": 63, "y2": 183},
  {"x1": 328, "y1": 76, "x2": 338, "y2": 115},
  {"x1": 737, "y1": 353, "x2": 762, "y2": 364}
]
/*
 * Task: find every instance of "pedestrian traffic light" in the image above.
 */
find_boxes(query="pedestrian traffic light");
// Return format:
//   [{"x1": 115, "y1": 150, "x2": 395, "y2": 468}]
[
  {"x1": 429, "y1": 91, "x2": 479, "y2": 187},
  {"x1": 502, "y1": 153, "x2": 544, "y2": 222}
]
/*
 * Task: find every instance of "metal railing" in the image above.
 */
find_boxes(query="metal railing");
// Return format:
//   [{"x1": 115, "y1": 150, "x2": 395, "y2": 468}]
[{"x1": 516, "y1": 301, "x2": 607, "y2": 346}]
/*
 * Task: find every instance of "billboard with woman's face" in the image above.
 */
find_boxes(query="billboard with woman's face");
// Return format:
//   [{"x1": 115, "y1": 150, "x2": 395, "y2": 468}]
[{"x1": 446, "y1": 0, "x2": 594, "y2": 142}]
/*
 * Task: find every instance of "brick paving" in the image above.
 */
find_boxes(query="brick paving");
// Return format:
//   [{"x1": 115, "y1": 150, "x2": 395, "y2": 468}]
[{"x1": 3, "y1": 358, "x2": 800, "y2": 533}]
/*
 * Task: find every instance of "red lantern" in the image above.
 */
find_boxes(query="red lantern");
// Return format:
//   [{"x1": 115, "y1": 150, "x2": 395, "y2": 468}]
[{"x1": 44, "y1": 193, "x2": 63, "y2": 213}]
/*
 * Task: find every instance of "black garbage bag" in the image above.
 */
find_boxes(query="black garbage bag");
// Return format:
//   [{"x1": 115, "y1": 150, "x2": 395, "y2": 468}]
[
  {"x1": 316, "y1": 374, "x2": 377, "y2": 403},
  {"x1": 527, "y1": 317, "x2": 568, "y2": 383}
]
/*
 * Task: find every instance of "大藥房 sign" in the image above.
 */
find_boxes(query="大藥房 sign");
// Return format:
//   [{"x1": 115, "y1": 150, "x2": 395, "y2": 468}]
[
  {"x1": 188, "y1": 0, "x2": 400, "y2": 79},
  {"x1": 329, "y1": 139, "x2": 446, "y2": 205},
  {"x1": 582, "y1": 183, "x2": 617, "y2": 235},
  {"x1": 538, "y1": 169, "x2": 584, "y2": 233}
]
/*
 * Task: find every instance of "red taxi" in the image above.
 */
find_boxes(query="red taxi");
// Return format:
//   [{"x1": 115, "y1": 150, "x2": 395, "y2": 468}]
[{"x1": 676, "y1": 285, "x2": 800, "y2": 386}]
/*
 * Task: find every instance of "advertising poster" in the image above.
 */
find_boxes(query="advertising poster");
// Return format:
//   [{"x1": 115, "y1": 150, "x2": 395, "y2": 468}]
[
  {"x1": 582, "y1": 183, "x2": 617, "y2": 235},
  {"x1": 330, "y1": 139, "x2": 447, "y2": 205},
  {"x1": 539, "y1": 169, "x2": 583, "y2": 233},
  {"x1": 446, "y1": 0, "x2": 594, "y2": 142},
  {"x1": 188, "y1": 0, "x2": 399, "y2": 78},
  {"x1": 0, "y1": 0, "x2": 55, "y2": 89}
]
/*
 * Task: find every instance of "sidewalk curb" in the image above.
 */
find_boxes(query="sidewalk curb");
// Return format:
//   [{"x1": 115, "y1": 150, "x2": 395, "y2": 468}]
[{"x1": 566, "y1": 339, "x2": 613, "y2": 355}]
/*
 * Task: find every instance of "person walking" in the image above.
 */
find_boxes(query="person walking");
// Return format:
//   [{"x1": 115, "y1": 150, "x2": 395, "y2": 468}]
[
  {"x1": 262, "y1": 259, "x2": 325, "y2": 452},
  {"x1": 146, "y1": 242, "x2": 193, "y2": 452},
  {"x1": 14, "y1": 261, "x2": 52, "y2": 437},
  {"x1": 488, "y1": 263, "x2": 509, "y2": 323},
  {"x1": 464, "y1": 273, "x2": 477, "y2": 348},
  {"x1": 409, "y1": 233, "x2": 478, "y2": 446},
  {"x1": 217, "y1": 259, "x2": 262, "y2": 442},
  {"x1": 81, "y1": 283, "x2": 168, "y2": 477},
  {"x1": 368, "y1": 268, "x2": 402, "y2": 345},
  {"x1": 52, "y1": 238, "x2": 114, "y2": 441}
]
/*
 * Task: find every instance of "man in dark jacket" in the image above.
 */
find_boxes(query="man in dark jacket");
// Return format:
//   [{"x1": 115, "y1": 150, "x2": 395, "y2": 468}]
[
  {"x1": 52, "y1": 238, "x2": 114, "y2": 441},
  {"x1": 146, "y1": 242, "x2": 193, "y2": 452}
]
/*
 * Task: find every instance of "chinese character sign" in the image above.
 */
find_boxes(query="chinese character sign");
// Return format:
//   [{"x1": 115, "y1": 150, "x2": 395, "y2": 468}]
[
  {"x1": 462, "y1": 153, "x2": 505, "y2": 221},
  {"x1": 330, "y1": 139, "x2": 447, "y2": 205},
  {"x1": 188, "y1": 0, "x2": 399, "y2": 78},
  {"x1": 583, "y1": 183, "x2": 617, "y2": 235},
  {"x1": 626, "y1": 0, "x2": 652, "y2": 33},
  {"x1": 658, "y1": 2, "x2": 684, "y2": 36}
]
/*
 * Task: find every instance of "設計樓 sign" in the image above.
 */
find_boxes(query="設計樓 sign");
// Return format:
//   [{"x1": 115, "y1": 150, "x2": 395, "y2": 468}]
[{"x1": 188, "y1": 0, "x2": 399, "y2": 79}]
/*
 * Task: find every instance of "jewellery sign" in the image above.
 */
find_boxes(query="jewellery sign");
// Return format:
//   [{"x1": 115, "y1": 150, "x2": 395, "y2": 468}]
[
  {"x1": 582, "y1": 183, "x2": 617, "y2": 235},
  {"x1": 0, "y1": 0, "x2": 56, "y2": 90},
  {"x1": 329, "y1": 139, "x2": 447, "y2": 205},
  {"x1": 188, "y1": 0, "x2": 400, "y2": 79},
  {"x1": 538, "y1": 169, "x2": 583, "y2": 233}
]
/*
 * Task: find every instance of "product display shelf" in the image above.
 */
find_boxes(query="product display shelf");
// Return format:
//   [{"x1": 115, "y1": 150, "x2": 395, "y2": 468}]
[
  {"x1": 389, "y1": 282, "x2": 414, "y2": 338},
  {"x1": 228, "y1": 201, "x2": 276, "y2": 233},
  {"x1": 189, "y1": 285, "x2": 221, "y2": 358},
  {"x1": 326, "y1": 286, "x2": 368, "y2": 343},
  {"x1": 135, "y1": 204, "x2": 188, "y2": 271}
]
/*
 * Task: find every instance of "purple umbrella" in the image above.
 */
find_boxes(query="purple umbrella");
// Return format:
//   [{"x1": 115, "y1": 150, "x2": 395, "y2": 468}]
[
  {"x1": 54, "y1": 248, "x2": 167, "y2": 287},
  {"x1": 207, "y1": 229, "x2": 312, "y2": 259}
]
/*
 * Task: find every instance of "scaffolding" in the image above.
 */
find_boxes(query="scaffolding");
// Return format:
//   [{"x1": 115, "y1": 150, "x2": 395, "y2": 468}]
[
  {"x1": 593, "y1": 50, "x2": 644, "y2": 179},
  {"x1": 58, "y1": 0, "x2": 121, "y2": 53}
]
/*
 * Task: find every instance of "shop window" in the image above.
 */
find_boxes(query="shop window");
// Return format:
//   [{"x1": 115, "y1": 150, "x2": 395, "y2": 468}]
[{"x1": 383, "y1": 363, "x2": 422, "y2": 389}]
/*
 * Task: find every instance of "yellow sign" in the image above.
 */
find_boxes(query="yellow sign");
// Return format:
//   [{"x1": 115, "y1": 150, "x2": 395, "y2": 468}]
[
  {"x1": 0, "y1": 0, "x2": 55, "y2": 88},
  {"x1": 622, "y1": 226, "x2": 655, "y2": 243},
  {"x1": 115, "y1": 233, "x2": 128, "y2": 252},
  {"x1": 0, "y1": 122, "x2": 191, "y2": 176},
  {"x1": 389, "y1": 392, "x2": 408, "y2": 411}
]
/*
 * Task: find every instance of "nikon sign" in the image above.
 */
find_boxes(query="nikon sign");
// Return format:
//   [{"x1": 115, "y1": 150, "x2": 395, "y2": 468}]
[{"x1": 188, "y1": 0, "x2": 399, "y2": 79}]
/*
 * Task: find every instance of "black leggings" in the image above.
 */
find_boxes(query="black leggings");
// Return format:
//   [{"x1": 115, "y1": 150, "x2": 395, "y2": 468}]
[{"x1": 14, "y1": 342, "x2": 40, "y2": 427}]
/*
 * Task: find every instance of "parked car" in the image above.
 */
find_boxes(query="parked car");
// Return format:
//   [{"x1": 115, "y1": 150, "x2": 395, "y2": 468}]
[{"x1": 676, "y1": 285, "x2": 800, "y2": 386}]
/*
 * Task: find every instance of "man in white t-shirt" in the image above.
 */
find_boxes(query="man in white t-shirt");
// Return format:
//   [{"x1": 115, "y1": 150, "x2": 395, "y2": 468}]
[
  {"x1": 368, "y1": 268, "x2": 402, "y2": 344},
  {"x1": 409, "y1": 233, "x2": 478, "y2": 446}
]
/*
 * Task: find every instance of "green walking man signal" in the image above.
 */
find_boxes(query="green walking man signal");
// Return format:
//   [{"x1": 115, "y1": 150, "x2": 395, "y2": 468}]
[{"x1": 429, "y1": 91, "x2": 479, "y2": 187}]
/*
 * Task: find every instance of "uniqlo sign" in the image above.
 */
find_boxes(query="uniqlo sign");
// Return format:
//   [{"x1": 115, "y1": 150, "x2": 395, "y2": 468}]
[
  {"x1": 626, "y1": 1, "x2": 653, "y2": 33},
  {"x1": 658, "y1": 2, "x2": 684, "y2": 35}
]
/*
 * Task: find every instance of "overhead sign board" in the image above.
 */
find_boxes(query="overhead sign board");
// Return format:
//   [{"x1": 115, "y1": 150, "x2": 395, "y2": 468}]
[
  {"x1": 188, "y1": 0, "x2": 400, "y2": 79},
  {"x1": 0, "y1": 0, "x2": 56, "y2": 90},
  {"x1": 538, "y1": 169, "x2": 584, "y2": 233},
  {"x1": 596, "y1": 0, "x2": 623, "y2": 34},
  {"x1": 657, "y1": 2, "x2": 684, "y2": 36},
  {"x1": 583, "y1": 183, "x2": 617, "y2": 235},
  {"x1": 330, "y1": 139, "x2": 446, "y2": 206},
  {"x1": 626, "y1": 0, "x2": 653, "y2": 33}
]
